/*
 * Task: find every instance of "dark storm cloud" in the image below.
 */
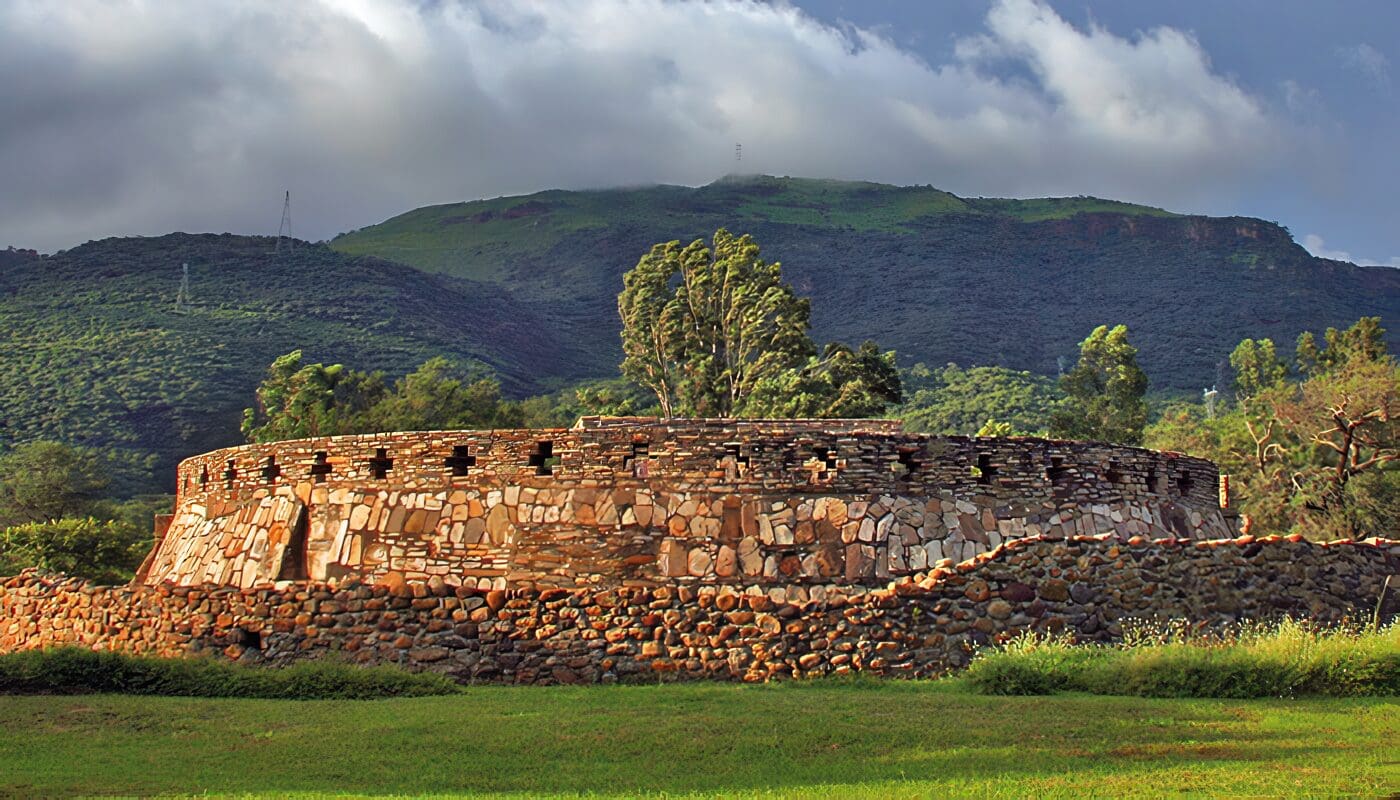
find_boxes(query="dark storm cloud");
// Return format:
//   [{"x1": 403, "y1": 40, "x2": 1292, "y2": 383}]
[{"x1": 1, "y1": 0, "x2": 1297, "y2": 252}]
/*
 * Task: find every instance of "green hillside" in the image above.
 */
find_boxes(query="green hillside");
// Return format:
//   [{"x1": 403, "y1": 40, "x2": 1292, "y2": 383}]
[
  {"x1": 6, "y1": 177, "x2": 1400, "y2": 495},
  {"x1": 334, "y1": 176, "x2": 1400, "y2": 393},
  {"x1": 0, "y1": 234, "x2": 594, "y2": 493}
]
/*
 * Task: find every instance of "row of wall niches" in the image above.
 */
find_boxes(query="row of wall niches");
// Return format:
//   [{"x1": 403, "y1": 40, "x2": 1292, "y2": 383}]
[{"x1": 184, "y1": 439, "x2": 1200, "y2": 499}]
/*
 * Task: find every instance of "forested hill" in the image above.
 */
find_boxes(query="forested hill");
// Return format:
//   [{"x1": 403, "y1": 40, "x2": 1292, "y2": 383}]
[
  {"x1": 0, "y1": 234, "x2": 597, "y2": 493},
  {"x1": 6, "y1": 178, "x2": 1400, "y2": 495},
  {"x1": 334, "y1": 175, "x2": 1400, "y2": 392}
]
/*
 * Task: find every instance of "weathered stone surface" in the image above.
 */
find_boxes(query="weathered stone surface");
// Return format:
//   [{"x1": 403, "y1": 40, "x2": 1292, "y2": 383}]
[
  {"x1": 1038, "y1": 579, "x2": 1071, "y2": 602},
  {"x1": 964, "y1": 580, "x2": 991, "y2": 603},
  {"x1": 687, "y1": 548, "x2": 712, "y2": 577},
  {"x1": 27, "y1": 418, "x2": 1387, "y2": 686},
  {"x1": 1001, "y1": 582, "x2": 1036, "y2": 602},
  {"x1": 2, "y1": 534, "x2": 1393, "y2": 685},
  {"x1": 141, "y1": 419, "x2": 1235, "y2": 591}
]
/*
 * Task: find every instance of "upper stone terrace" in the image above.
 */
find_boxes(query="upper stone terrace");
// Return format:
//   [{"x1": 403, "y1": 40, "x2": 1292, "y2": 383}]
[{"x1": 172, "y1": 417, "x2": 1222, "y2": 510}]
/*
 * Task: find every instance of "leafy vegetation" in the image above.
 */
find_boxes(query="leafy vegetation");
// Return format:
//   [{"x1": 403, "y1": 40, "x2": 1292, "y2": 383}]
[
  {"x1": 1146, "y1": 317, "x2": 1400, "y2": 538},
  {"x1": 5, "y1": 178, "x2": 1400, "y2": 496},
  {"x1": 242, "y1": 351, "x2": 522, "y2": 442},
  {"x1": 0, "y1": 682, "x2": 1395, "y2": 796},
  {"x1": 1049, "y1": 324, "x2": 1149, "y2": 445},
  {"x1": 743, "y1": 341, "x2": 902, "y2": 419},
  {"x1": 0, "y1": 441, "x2": 110, "y2": 526},
  {"x1": 0, "y1": 234, "x2": 596, "y2": 493},
  {"x1": 0, "y1": 648, "x2": 459, "y2": 699},
  {"x1": 964, "y1": 620, "x2": 1399, "y2": 699},
  {"x1": 0, "y1": 518, "x2": 148, "y2": 584},
  {"x1": 618, "y1": 229, "x2": 899, "y2": 417},
  {"x1": 897, "y1": 363, "x2": 1059, "y2": 435},
  {"x1": 332, "y1": 175, "x2": 1400, "y2": 398},
  {"x1": 0, "y1": 441, "x2": 159, "y2": 582}
]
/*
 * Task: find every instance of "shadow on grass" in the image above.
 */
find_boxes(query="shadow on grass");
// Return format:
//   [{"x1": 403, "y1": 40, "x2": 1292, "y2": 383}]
[{"x1": 0, "y1": 681, "x2": 1393, "y2": 797}]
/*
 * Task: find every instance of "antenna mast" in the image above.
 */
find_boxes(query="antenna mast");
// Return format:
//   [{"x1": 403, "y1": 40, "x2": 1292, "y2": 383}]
[
  {"x1": 275, "y1": 190, "x2": 294, "y2": 254},
  {"x1": 174, "y1": 262, "x2": 191, "y2": 313},
  {"x1": 735, "y1": 142, "x2": 742, "y2": 166}
]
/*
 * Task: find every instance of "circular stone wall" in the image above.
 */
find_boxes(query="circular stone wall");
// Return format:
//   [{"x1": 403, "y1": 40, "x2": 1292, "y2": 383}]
[{"x1": 139, "y1": 418, "x2": 1235, "y2": 590}]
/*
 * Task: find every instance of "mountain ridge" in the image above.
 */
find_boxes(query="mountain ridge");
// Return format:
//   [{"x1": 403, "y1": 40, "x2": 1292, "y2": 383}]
[
  {"x1": 332, "y1": 175, "x2": 1400, "y2": 389},
  {"x1": 4, "y1": 177, "x2": 1398, "y2": 494}
]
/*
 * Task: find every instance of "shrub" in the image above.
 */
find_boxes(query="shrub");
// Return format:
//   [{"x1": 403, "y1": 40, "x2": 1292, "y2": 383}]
[
  {"x1": 965, "y1": 620, "x2": 1399, "y2": 698},
  {"x1": 0, "y1": 648, "x2": 461, "y2": 699},
  {"x1": 0, "y1": 517, "x2": 149, "y2": 583}
]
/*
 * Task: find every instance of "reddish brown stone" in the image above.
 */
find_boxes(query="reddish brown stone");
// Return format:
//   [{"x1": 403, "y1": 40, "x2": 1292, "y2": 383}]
[
  {"x1": 964, "y1": 579, "x2": 991, "y2": 603},
  {"x1": 1001, "y1": 582, "x2": 1035, "y2": 602}
]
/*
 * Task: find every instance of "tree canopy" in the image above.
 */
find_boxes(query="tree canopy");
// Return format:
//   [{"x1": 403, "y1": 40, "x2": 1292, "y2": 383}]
[
  {"x1": 0, "y1": 517, "x2": 148, "y2": 584},
  {"x1": 0, "y1": 441, "x2": 110, "y2": 526},
  {"x1": 618, "y1": 229, "x2": 900, "y2": 418},
  {"x1": 242, "y1": 351, "x2": 523, "y2": 443},
  {"x1": 1147, "y1": 316, "x2": 1400, "y2": 539},
  {"x1": 1049, "y1": 324, "x2": 1148, "y2": 445},
  {"x1": 897, "y1": 363, "x2": 1059, "y2": 436}
]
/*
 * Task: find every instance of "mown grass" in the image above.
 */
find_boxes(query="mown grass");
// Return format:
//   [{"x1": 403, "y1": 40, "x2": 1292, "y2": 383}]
[
  {"x1": 965, "y1": 620, "x2": 1400, "y2": 698},
  {"x1": 1, "y1": 679, "x2": 1394, "y2": 797}
]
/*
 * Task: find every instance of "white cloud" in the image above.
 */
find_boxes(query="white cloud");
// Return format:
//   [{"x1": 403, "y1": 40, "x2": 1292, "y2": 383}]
[
  {"x1": 1338, "y1": 43, "x2": 1392, "y2": 92},
  {"x1": 1302, "y1": 234, "x2": 1400, "y2": 268},
  {"x1": 1281, "y1": 79, "x2": 1322, "y2": 115},
  {"x1": 0, "y1": 0, "x2": 1293, "y2": 251}
]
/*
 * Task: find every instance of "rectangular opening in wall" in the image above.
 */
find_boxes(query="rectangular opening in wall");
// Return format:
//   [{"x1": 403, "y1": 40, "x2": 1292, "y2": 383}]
[
  {"x1": 368, "y1": 448, "x2": 393, "y2": 480},
  {"x1": 1103, "y1": 461, "x2": 1122, "y2": 485},
  {"x1": 529, "y1": 440, "x2": 557, "y2": 476},
  {"x1": 626, "y1": 441, "x2": 651, "y2": 477},
  {"x1": 445, "y1": 444, "x2": 476, "y2": 477},
  {"x1": 1046, "y1": 456, "x2": 1072, "y2": 497},
  {"x1": 717, "y1": 443, "x2": 747, "y2": 470},
  {"x1": 276, "y1": 506, "x2": 309, "y2": 581},
  {"x1": 974, "y1": 453, "x2": 997, "y2": 485},
  {"x1": 893, "y1": 445, "x2": 923, "y2": 481},
  {"x1": 261, "y1": 456, "x2": 281, "y2": 484},
  {"x1": 1177, "y1": 474, "x2": 1194, "y2": 497},
  {"x1": 223, "y1": 459, "x2": 237, "y2": 487},
  {"x1": 310, "y1": 451, "x2": 332, "y2": 483},
  {"x1": 235, "y1": 626, "x2": 263, "y2": 651},
  {"x1": 813, "y1": 445, "x2": 839, "y2": 481},
  {"x1": 198, "y1": 466, "x2": 209, "y2": 488}
]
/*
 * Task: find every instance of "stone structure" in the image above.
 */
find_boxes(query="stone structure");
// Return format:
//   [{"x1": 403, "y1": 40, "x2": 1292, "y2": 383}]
[
  {"x1": 4, "y1": 419, "x2": 1393, "y2": 683},
  {"x1": 4, "y1": 535, "x2": 1395, "y2": 683},
  {"x1": 138, "y1": 418, "x2": 1235, "y2": 591}
]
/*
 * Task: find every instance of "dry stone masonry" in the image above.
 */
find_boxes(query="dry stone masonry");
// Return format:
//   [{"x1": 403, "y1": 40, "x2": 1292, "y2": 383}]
[
  {"x1": 4, "y1": 535, "x2": 1395, "y2": 683},
  {"x1": 7, "y1": 418, "x2": 1392, "y2": 684},
  {"x1": 137, "y1": 418, "x2": 1236, "y2": 591}
]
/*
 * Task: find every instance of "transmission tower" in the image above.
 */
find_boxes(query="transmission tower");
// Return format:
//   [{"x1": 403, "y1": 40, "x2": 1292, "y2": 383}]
[
  {"x1": 275, "y1": 190, "x2": 294, "y2": 254},
  {"x1": 735, "y1": 142, "x2": 742, "y2": 164},
  {"x1": 173, "y1": 262, "x2": 191, "y2": 313}
]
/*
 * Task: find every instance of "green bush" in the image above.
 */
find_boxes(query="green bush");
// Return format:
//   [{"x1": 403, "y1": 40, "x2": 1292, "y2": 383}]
[
  {"x1": 964, "y1": 620, "x2": 1400, "y2": 698},
  {"x1": 0, "y1": 648, "x2": 461, "y2": 699},
  {"x1": 0, "y1": 517, "x2": 149, "y2": 583}
]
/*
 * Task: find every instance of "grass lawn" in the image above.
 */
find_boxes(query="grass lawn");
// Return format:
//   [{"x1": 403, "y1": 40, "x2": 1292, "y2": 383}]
[{"x1": 1, "y1": 681, "x2": 1395, "y2": 798}]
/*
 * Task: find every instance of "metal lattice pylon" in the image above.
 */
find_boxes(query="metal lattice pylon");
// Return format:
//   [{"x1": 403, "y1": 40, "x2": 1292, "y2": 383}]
[
  {"x1": 275, "y1": 190, "x2": 293, "y2": 254},
  {"x1": 174, "y1": 262, "x2": 191, "y2": 313}
]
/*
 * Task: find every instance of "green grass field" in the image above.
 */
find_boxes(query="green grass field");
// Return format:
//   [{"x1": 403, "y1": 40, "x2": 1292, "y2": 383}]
[{"x1": 2, "y1": 681, "x2": 1395, "y2": 798}]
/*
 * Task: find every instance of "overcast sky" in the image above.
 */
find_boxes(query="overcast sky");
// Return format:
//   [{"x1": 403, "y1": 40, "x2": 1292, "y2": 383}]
[{"x1": 1, "y1": 0, "x2": 1395, "y2": 265}]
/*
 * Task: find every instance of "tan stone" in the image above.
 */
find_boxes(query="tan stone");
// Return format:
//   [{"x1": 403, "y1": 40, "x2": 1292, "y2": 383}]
[
  {"x1": 485, "y1": 504, "x2": 512, "y2": 545},
  {"x1": 715, "y1": 545, "x2": 738, "y2": 577},
  {"x1": 737, "y1": 537, "x2": 762, "y2": 576},
  {"x1": 687, "y1": 548, "x2": 713, "y2": 577}
]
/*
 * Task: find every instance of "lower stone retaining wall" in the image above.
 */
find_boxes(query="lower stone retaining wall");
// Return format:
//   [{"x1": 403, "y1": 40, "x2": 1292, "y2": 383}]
[{"x1": 3, "y1": 535, "x2": 1395, "y2": 684}]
